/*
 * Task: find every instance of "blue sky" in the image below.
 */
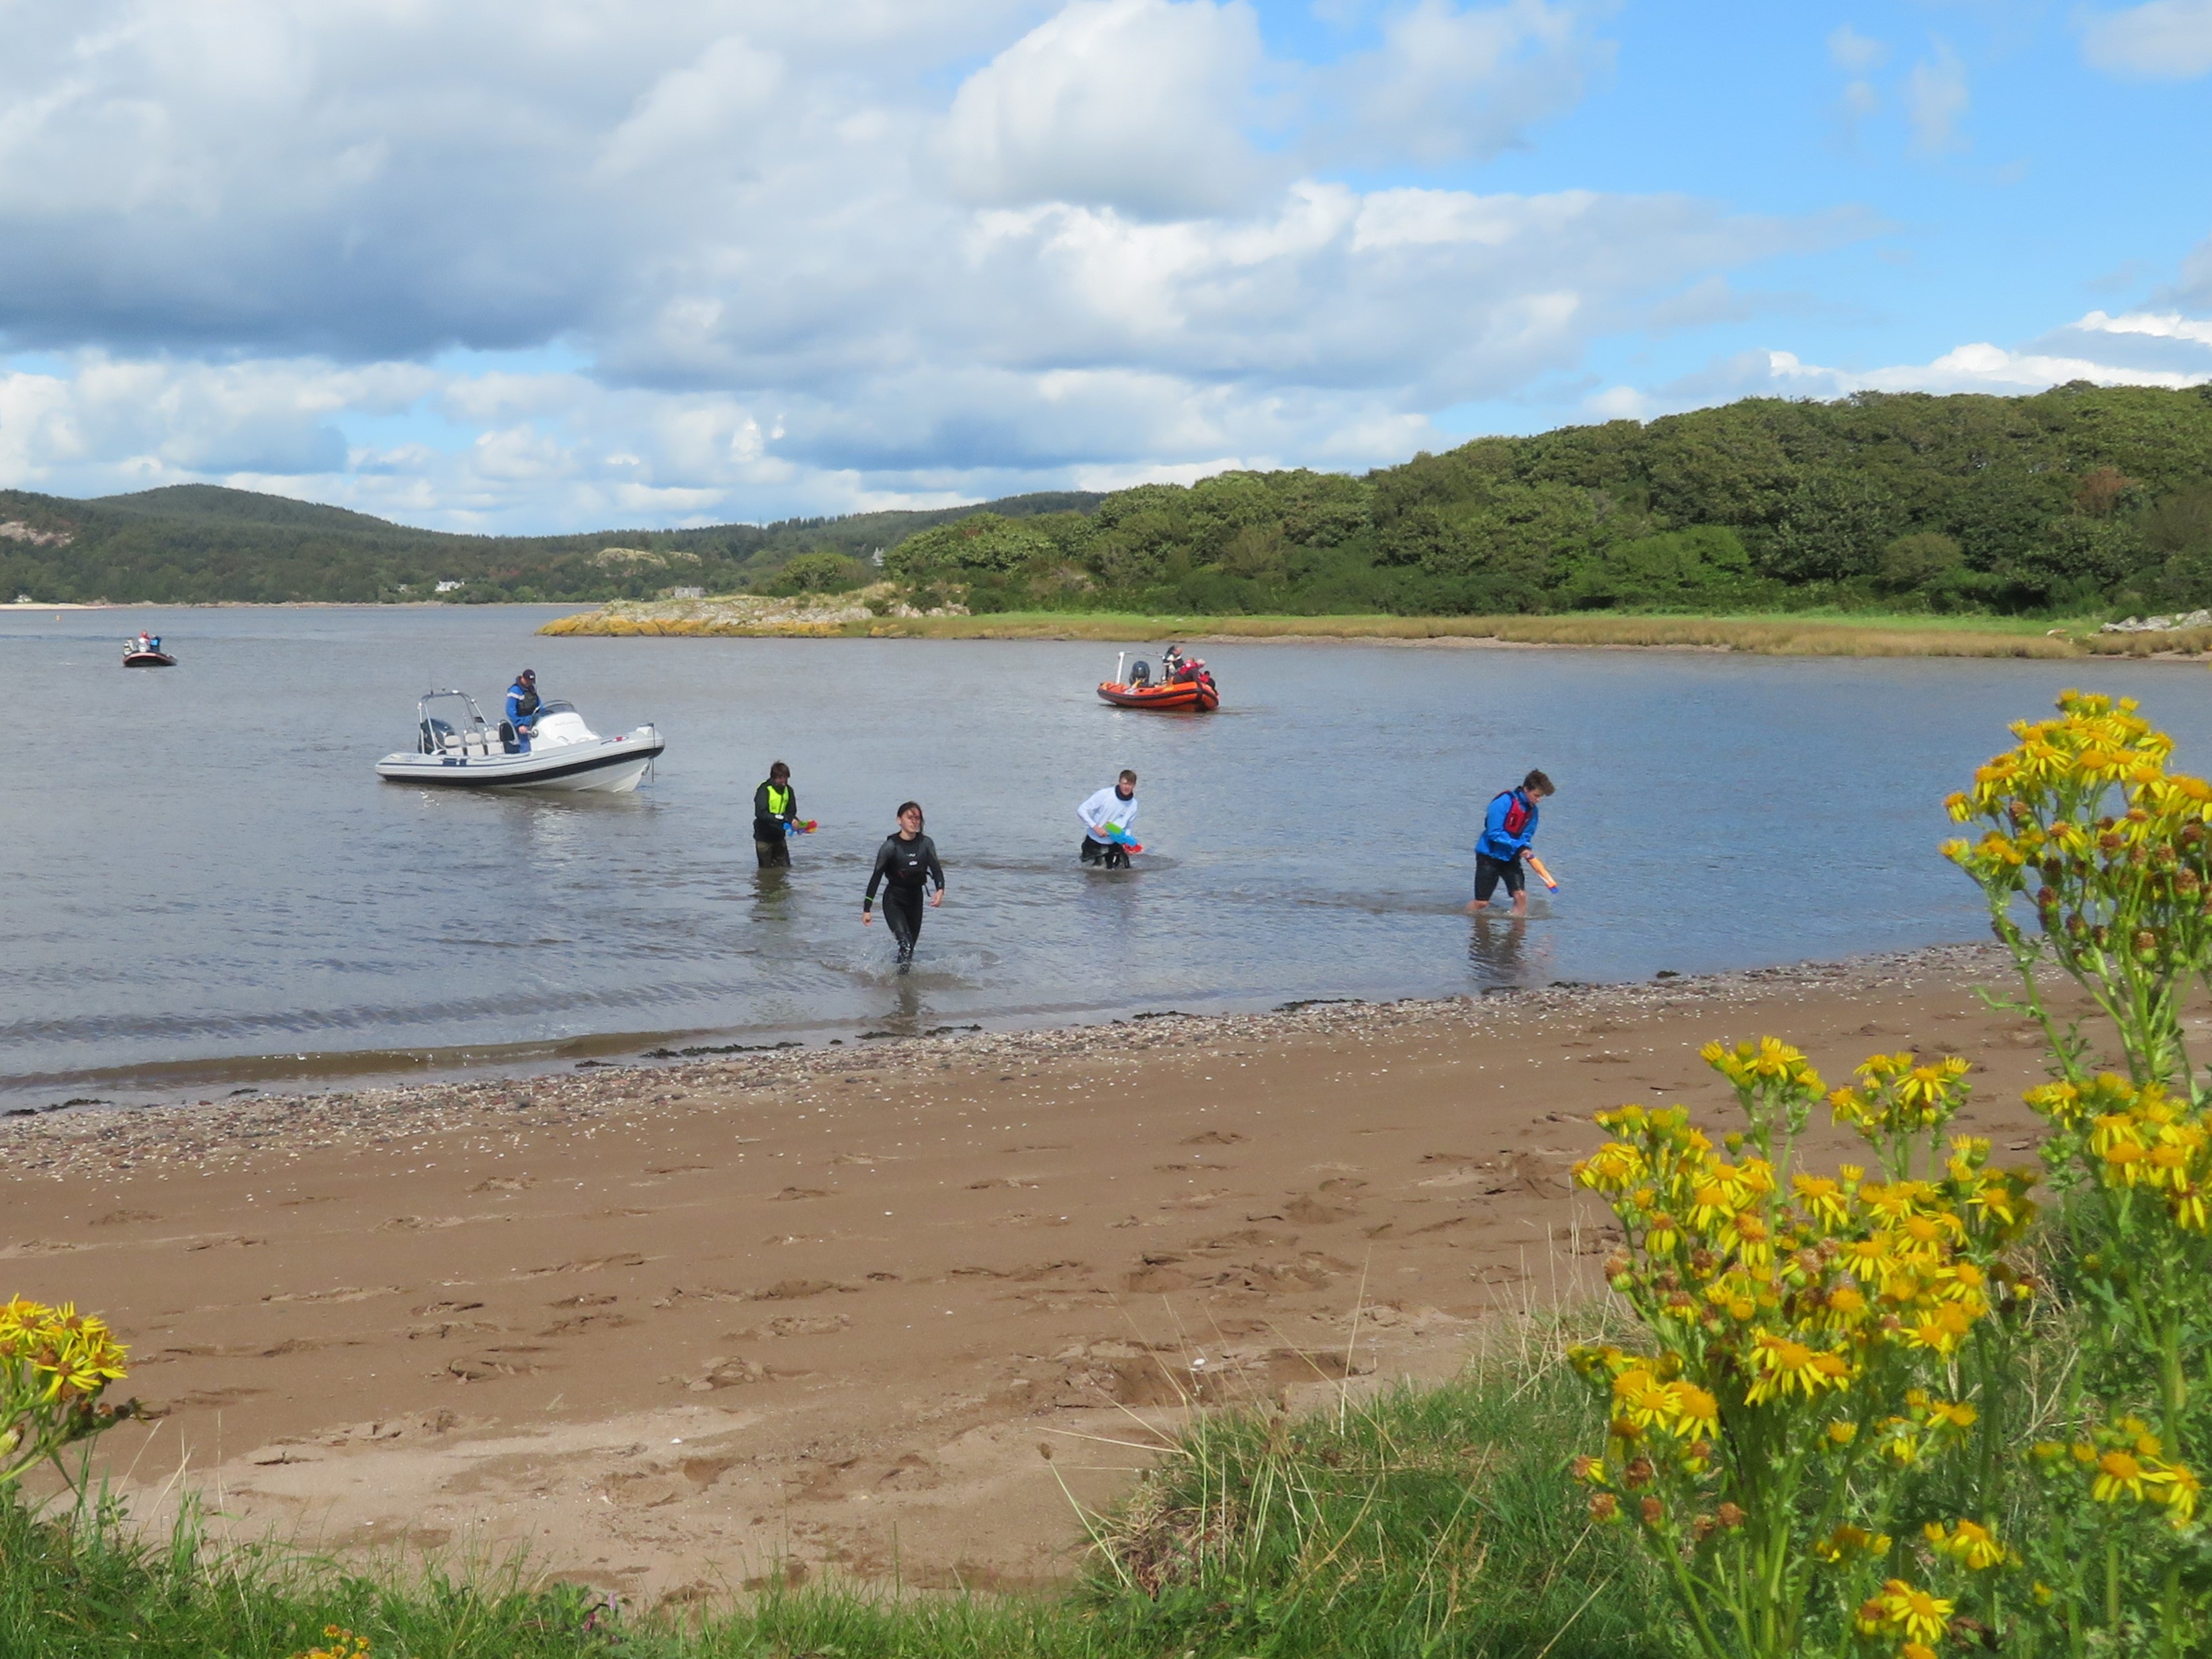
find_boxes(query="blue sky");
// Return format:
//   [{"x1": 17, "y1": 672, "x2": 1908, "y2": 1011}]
[{"x1": 0, "y1": 0, "x2": 2207, "y2": 532}]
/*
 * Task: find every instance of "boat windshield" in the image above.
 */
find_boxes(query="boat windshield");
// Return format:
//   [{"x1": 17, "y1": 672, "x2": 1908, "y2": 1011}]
[{"x1": 533, "y1": 699, "x2": 577, "y2": 718}]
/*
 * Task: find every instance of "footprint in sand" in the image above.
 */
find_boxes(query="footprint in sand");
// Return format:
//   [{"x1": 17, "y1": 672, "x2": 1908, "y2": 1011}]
[
  {"x1": 772, "y1": 1187, "x2": 835, "y2": 1201},
  {"x1": 88, "y1": 1209, "x2": 158, "y2": 1226},
  {"x1": 1182, "y1": 1130, "x2": 1246, "y2": 1146}
]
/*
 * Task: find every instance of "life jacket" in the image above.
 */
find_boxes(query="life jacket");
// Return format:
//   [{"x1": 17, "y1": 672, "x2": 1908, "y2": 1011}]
[
  {"x1": 1494, "y1": 789, "x2": 1533, "y2": 837},
  {"x1": 511, "y1": 683, "x2": 540, "y2": 720},
  {"x1": 765, "y1": 783, "x2": 792, "y2": 816}
]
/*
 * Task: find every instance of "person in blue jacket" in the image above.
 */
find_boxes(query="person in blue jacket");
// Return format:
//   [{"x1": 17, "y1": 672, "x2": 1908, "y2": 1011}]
[
  {"x1": 504, "y1": 668, "x2": 542, "y2": 753},
  {"x1": 1467, "y1": 769, "x2": 1554, "y2": 916}
]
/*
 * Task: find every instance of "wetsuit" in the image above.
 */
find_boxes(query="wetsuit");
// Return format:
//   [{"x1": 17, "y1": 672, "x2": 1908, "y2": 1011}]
[
  {"x1": 1077, "y1": 784, "x2": 1139, "y2": 868},
  {"x1": 505, "y1": 681, "x2": 541, "y2": 753},
  {"x1": 865, "y1": 832, "x2": 945, "y2": 964},
  {"x1": 754, "y1": 780, "x2": 798, "y2": 868}
]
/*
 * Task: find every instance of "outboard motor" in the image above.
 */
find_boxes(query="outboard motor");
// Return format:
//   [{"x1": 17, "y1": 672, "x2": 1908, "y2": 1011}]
[{"x1": 1129, "y1": 659, "x2": 1151, "y2": 687}]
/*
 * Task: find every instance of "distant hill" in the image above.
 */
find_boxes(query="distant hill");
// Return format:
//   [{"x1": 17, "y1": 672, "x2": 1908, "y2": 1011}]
[
  {"x1": 0, "y1": 484, "x2": 1103, "y2": 605},
  {"x1": 11, "y1": 383, "x2": 2212, "y2": 616},
  {"x1": 880, "y1": 384, "x2": 2212, "y2": 620}
]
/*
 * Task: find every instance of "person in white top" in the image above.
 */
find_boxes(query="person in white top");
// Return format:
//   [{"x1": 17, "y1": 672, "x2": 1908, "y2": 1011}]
[{"x1": 1077, "y1": 771, "x2": 1140, "y2": 868}]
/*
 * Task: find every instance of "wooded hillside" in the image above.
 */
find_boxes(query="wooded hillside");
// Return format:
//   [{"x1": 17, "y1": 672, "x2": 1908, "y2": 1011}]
[
  {"x1": 884, "y1": 383, "x2": 2212, "y2": 618},
  {"x1": 8, "y1": 383, "x2": 2212, "y2": 614}
]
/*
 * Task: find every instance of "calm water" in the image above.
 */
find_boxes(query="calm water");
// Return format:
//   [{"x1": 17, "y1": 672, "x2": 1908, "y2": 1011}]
[{"x1": 5, "y1": 607, "x2": 2211, "y2": 1109}]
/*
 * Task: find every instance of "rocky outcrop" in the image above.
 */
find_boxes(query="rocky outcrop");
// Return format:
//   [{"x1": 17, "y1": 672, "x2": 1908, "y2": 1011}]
[{"x1": 0, "y1": 520, "x2": 72, "y2": 547}]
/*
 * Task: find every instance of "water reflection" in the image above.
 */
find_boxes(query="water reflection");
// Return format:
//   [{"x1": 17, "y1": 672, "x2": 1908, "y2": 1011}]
[{"x1": 1467, "y1": 912, "x2": 1556, "y2": 987}]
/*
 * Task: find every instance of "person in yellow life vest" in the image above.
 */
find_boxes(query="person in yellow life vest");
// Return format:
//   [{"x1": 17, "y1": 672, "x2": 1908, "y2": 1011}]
[{"x1": 754, "y1": 761, "x2": 800, "y2": 868}]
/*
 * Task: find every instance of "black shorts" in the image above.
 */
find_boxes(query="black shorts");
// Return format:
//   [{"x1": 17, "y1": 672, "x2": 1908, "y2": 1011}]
[
  {"x1": 1080, "y1": 837, "x2": 1129, "y2": 868},
  {"x1": 1474, "y1": 853, "x2": 1525, "y2": 901}
]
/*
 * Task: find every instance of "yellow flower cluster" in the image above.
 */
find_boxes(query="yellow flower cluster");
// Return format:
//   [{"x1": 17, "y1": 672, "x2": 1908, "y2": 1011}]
[
  {"x1": 2039, "y1": 1419, "x2": 2203, "y2": 1529},
  {"x1": 1701, "y1": 1036, "x2": 1824, "y2": 1096},
  {"x1": 2024, "y1": 1074, "x2": 2212, "y2": 1232},
  {"x1": 0, "y1": 1297, "x2": 128, "y2": 1403},
  {"x1": 1944, "y1": 691, "x2": 2212, "y2": 990},
  {"x1": 290, "y1": 1629, "x2": 376, "y2": 1659},
  {"x1": 1855, "y1": 1578, "x2": 1955, "y2": 1655},
  {"x1": 1830, "y1": 1052, "x2": 1972, "y2": 1145}
]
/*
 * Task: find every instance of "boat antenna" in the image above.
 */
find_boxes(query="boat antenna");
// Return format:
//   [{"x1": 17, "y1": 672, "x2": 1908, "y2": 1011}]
[{"x1": 1115, "y1": 650, "x2": 1125, "y2": 685}]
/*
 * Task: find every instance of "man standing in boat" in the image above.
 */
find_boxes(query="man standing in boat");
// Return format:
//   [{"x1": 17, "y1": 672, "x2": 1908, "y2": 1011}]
[
  {"x1": 1077, "y1": 770, "x2": 1140, "y2": 868},
  {"x1": 754, "y1": 761, "x2": 800, "y2": 868},
  {"x1": 504, "y1": 668, "x2": 541, "y2": 753}
]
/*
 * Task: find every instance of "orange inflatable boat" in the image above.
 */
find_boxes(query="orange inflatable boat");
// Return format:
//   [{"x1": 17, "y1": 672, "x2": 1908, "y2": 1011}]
[{"x1": 1097, "y1": 676, "x2": 1220, "y2": 712}]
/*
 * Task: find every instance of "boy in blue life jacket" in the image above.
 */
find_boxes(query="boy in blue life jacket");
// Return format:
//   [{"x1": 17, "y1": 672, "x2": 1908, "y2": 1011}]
[{"x1": 1467, "y1": 769, "x2": 1555, "y2": 917}]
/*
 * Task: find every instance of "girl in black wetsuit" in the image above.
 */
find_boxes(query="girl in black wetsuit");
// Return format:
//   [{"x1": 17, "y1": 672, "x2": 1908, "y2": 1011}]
[{"x1": 862, "y1": 801, "x2": 945, "y2": 968}]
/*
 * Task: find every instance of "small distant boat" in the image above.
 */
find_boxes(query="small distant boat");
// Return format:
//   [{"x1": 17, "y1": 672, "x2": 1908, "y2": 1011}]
[
  {"x1": 376, "y1": 690, "x2": 664, "y2": 793},
  {"x1": 122, "y1": 645, "x2": 176, "y2": 668},
  {"x1": 1097, "y1": 649, "x2": 1219, "y2": 712}
]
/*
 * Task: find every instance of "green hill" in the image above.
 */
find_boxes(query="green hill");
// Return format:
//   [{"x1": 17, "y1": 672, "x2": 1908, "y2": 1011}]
[
  {"x1": 0, "y1": 485, "x2": 1102, "y2": 605},
  {"x1": 884, "y1": 383, "x2": 2212, "y2": 619},
  {"x1": 8, "y1": 382, "x2": 2212, "y2": 615}
]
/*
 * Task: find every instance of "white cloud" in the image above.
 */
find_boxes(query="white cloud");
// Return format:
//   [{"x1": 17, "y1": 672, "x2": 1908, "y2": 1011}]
[
  {"x1": 1318, "y1": 0, "x2": 1603, "y2": 166},
  {"x1": 1904, "y1": 42, "x2": 1969, "y2": 155},
  {"x1": 2082, "y1": 0, "x2": 2212, "y2": 79},
  {"x1": 0, "y1": 0, "x2": 1875, "y2": 529},
  {"x1": 1826, "y1": 24, "x2": 1887, "y2": 72},
  {"x1": 1586, "y1": 306, "x2": 2212, "y2": 421},
  {"x1": 942, "y1": 0, "x2": 1271, "y2": 218}
]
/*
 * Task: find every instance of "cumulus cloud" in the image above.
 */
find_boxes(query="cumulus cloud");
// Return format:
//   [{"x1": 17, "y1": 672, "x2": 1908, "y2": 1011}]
[
  {"x1": 0, "y1": 0, "x2": 1869, "y2": 527},
  {"x1": 1586, "y1": 306, "x2": 2212, "y2": 421},
  {"x1": 1317, "y1": 0, "x2": 1605, "y2": 166},
  {"x1": 943, "y1": 0, "x2": 1271, "y2": 218},
  {"x1": 2082, "y1": 0, "x2": 2212, "y2": 79}
]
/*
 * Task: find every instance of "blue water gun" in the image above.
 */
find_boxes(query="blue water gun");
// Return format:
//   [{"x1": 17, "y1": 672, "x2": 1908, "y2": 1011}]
[{"x1": 1101, "y1": 821, "x2": 1144, "y2": 854}]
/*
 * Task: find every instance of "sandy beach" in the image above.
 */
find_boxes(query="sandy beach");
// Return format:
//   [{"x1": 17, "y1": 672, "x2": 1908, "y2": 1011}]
[{"x1": 0, "y1": 945, "x2": 2080, "y2": 1606}]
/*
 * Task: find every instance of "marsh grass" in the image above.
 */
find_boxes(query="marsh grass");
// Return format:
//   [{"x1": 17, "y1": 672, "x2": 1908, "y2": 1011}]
[
  {"x1": 0, "y1": 1312, "x2": 1653, "y2": 1659},
  {"x1": 542, "y1": 601, "x2": 2137, "y2": 656}
]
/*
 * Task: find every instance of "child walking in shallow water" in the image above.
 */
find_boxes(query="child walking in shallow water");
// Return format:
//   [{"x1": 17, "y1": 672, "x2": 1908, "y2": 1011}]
[
  {"x1": 1467, "y1": 769, "x2": 1554, "y2": 917},
  {"x1": 863, "y1": 802, "x2": 945, "y2": 969}
]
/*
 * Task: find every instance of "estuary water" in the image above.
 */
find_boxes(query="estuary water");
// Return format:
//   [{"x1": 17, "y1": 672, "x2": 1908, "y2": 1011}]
[{"x1": 5, "y1": 605, "x2": 2211, "y2": 1110}]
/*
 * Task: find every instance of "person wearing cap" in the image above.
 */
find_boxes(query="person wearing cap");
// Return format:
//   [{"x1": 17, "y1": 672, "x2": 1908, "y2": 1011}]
[{"x1": 504, "y1": 668, "x2": 542, "y2": 753}]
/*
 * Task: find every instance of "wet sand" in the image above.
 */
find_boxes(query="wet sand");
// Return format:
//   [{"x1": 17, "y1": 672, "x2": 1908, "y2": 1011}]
[{"x1": 0, "y1": 945, "x2": 2074, "y2": 1605}]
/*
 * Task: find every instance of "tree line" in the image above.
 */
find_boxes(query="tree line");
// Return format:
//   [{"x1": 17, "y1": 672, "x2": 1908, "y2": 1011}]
[
  {"x1": 7, "y1": 384, "x2": 2212, "y2": 615},
  {"x1": 880, "y1": 382, "x2": 2212, "y2": 618}
]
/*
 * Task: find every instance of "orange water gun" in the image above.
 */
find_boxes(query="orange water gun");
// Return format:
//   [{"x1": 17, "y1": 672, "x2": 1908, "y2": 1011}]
[
  {"x1": 1525, "y1": 852, "x2": 1559, "y2": 891},
  {"x1": 790, "y1": 819, "x2": 819, "y2": 835}
]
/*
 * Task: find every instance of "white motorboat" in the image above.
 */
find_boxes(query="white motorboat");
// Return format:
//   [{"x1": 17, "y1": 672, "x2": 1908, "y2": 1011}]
[{"x1": 376, "y1": 690, "x2": 663, "y2": 793}]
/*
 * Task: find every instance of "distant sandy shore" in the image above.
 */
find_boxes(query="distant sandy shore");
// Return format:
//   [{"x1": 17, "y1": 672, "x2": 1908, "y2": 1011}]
[
  {"x1": 537, "y1": 602, "x2": 2212, "y2": 660},
  {"x1": 1, "y1": 945, "x2": 2074, "y2": 1605}
]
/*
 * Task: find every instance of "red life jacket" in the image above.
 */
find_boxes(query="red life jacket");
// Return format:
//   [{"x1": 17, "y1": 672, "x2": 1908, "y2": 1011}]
[{"x1": 1495, "y1": 789, "x2": 1533, "y2": 837}]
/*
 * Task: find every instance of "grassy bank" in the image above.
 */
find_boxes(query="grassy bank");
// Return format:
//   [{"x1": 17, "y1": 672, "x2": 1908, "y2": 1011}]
[
  {"x1": 0, "y1": 1316, "x2": 1652, "y2": 1659},
  {"x1": 534, "y1": 601, "x2": 2194, "y2": 658}
]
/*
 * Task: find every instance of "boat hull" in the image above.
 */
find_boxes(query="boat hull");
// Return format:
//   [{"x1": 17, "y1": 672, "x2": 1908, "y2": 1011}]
[
  {"x1": 122, "y1": 652, "x2": 177, "y2": 667},
  {"x1": 1097, "y1": 679, "x2": 1219, "y2": 712},
  {"x1": 376, "y1": 729, "x2": 664, "y2": 792}
]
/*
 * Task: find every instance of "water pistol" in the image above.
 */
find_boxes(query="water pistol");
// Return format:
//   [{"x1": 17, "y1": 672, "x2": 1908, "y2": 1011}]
[
  {"x1": 1525, "y1": 852, "x2": 1559, "y2": 891},
  {"x1": 789, "y1": 819, "x2": 819, "y2": 835},
  {"x1": 1102, "y1": 822, "x2": 1144, "y2": 853}
]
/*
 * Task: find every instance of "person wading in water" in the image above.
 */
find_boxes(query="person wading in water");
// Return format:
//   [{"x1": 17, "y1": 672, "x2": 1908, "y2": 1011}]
[
  {"x1": 754, "y1": 761, "x2": 800, "y2": 868},
  {"x1": 1467, "y1": 769, "x2": 1554, "y2": 917},
  {"x1": 862, "y1": 801, "x2": 945, "y2": 970}
]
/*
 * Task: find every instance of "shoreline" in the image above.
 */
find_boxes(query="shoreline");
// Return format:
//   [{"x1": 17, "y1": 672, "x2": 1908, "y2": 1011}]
[
  {"x1": 1, "y1": 941, "x2": 2080, "y2": 1604},
  {"x1": 536, "y1": 602, "x2": 2212, "y2": 661}
]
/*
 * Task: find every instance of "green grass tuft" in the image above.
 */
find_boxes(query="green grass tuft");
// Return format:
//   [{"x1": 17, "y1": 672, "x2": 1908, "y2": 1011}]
[{"x1": 0, "y1": 1315, "x2": 1656, "y2": 1658}]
